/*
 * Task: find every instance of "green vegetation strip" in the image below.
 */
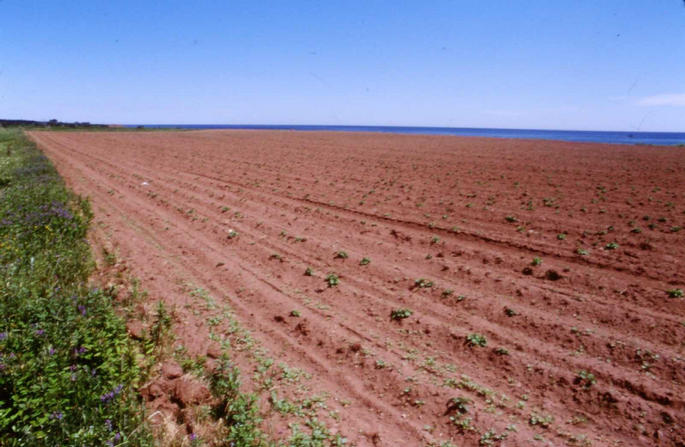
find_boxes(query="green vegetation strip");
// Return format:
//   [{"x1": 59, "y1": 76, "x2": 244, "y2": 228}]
[{"x1": 0, "y1": 129, "x2": 151, "y2": 446}]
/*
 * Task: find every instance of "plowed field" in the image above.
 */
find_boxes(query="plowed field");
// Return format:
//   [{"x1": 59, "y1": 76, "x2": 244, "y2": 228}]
[{"x1": 30, "y1": 130, "x2": 685, "y2": 446}]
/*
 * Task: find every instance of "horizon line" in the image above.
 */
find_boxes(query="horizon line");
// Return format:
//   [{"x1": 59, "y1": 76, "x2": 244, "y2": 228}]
[{"x1": 119, "y1": 123, "x2": 685, "y2": 134}]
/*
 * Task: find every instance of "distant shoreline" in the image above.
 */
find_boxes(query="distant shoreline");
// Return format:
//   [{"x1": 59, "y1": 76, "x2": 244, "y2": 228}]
[{"x1": 123, "y1": 124, "x2": 685, "y2": 146}]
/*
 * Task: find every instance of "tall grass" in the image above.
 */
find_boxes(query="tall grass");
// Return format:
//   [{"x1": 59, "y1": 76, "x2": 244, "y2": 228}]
[{"x1": 0, "y1": 129, "x2": 151, "y2": 446}]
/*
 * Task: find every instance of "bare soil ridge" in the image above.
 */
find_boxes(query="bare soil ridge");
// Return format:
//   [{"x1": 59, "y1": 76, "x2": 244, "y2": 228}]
[{"x1": 29, "y1": 130, "x2": 685, "y2": 446}]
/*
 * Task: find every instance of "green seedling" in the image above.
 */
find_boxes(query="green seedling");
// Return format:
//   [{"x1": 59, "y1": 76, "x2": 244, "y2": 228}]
[
  {"x1": 531, "y1": 257, "x2": 542, "y2": 266},
  {"x1": 414, "y1": 278, "x2": 434, "y2": 288},
  {"x1": 667, "y1": 289, "x2": 683, "y2": 298},
  {"x1": 390, "y1": 308, "x2": 413, "y2": 320},
  {"x1": 504, "y1": 307, "x2": 518, "y2": 317},
  {"x1": 325, "y1": 273, "x2": 339, "y2": 287},
  {"x1": 334, "y1": 251, "x2": 348, "y2": 259},
  {"x1": 360, "y1": 257, "x2": 371, "y2": 266},
  {"x1": 575, "y1": 370, "x2": 596, "y2": 388},
  {"x1": 466, "y1": 333, "x2": 487, "y2": 347}
]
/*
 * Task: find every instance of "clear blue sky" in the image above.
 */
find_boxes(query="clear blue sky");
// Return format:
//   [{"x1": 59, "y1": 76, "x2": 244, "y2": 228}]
[{"x1": 1, "y1": 1, "x2": 684, "y2": 131}]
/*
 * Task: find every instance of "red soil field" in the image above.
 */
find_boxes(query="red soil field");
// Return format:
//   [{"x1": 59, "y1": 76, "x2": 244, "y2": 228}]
[{"x1": 30, "y1": 130, "x2": 685, "y2": 446}]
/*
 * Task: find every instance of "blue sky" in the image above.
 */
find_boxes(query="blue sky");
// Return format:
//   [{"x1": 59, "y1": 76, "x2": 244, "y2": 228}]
[{"x1": 1, "y1": 1, "x2": 684, "y2": 131}]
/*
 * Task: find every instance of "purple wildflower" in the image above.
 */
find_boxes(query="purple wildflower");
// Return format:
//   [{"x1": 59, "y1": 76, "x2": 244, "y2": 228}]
[
  {"x1": 114, "y1": 432, "x2": 121, "y2": 441},
  {"x1": 0, "y1": 332, "x2": 7, "y2": 341},
  {"x1": 78, "y1": 305, "x2": 86, "y2": 316},
  {"x1": 100, "y1": 384, "x2": 124, "y2": 403},
  {"x1": 48, "y1": 347, "x2": 56, "y2": 355},
  {"x1": 189, "y1": 433, "x2": 197, "y2": 441},
  {"x1": 35, "y1": 329, "x2": 45, "y2": 336},
  {"x1": 50, "y1": 411, "x2": 63, "y2": 420}
]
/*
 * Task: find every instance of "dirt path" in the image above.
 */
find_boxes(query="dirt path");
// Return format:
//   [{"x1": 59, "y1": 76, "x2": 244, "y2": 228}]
[{"x1": 30, "y1": 130, "x2": 685, "y2": 446}]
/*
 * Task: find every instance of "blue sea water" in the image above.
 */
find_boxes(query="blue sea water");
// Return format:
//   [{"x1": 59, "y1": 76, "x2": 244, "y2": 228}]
[{"x1": 126, "y1": 124, "x2": 685, "y2": 146}]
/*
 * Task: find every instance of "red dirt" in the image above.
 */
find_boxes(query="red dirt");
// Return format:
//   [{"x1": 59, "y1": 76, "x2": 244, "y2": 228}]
[{"x1": 30, "y1": 130, "x2": 685, "y2": 446}]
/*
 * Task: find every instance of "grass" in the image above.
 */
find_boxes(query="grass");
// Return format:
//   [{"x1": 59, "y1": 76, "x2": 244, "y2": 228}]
[{"x1": 0, "y1": 129, "x2": 152, "y2": 445}]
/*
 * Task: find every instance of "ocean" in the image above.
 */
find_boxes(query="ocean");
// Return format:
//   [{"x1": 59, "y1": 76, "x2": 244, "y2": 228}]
[{"x1": 126, "y1": 124, "x2": 685, "y2": 146}]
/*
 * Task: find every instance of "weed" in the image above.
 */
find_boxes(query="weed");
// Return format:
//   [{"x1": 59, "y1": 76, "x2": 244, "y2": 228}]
[
  {"x1": 441, "y1": 289, "x2": 454, "y2": 298},
  {"x1": 334, "y1": 251, "x2": 348, "y2": 259},
  {"x1": 505, "y1": 215, "x2": 518, "y2": 223},
  {"x1": 290, "y1": 310, "x2": 301, "y2": 317},
  {"x1": 304, "y1": 267, "x2": 314, "y2": 276},
  {"x1": 209, "y1": 358, "x2": 269, "y2": 446},
  {"x1": 557, "y1": 233, "x2": 567, "y2": 240},
  {"x1": 430, "y1": 236, "x2": 440, "y2": 244},
  {"x1": 0, "y1": 130, "x2": 152, "y2": 445},
  {"x1": 576, "y1": 248, "x2": 589, "y2": 256},
  {"x1": 531, "y1": 257, "x2": 543, "y2": 266},
  {"x1": 605, "y1": 242, "x2": 619, "y2": 250},
  {"x1": 227, "y1": 229, "x2": 239, "y2": 239},
  {"x1": 359, "y1": 257, "x2": 371, "y2": 266},
  {"x1": 495, "y1": 347, "x2": 510, "y2": 355}
]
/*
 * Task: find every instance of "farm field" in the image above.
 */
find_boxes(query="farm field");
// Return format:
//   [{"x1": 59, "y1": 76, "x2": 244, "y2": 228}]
[{"x1": 29, "y1": 130, "x2": 685, "y2": 446}]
